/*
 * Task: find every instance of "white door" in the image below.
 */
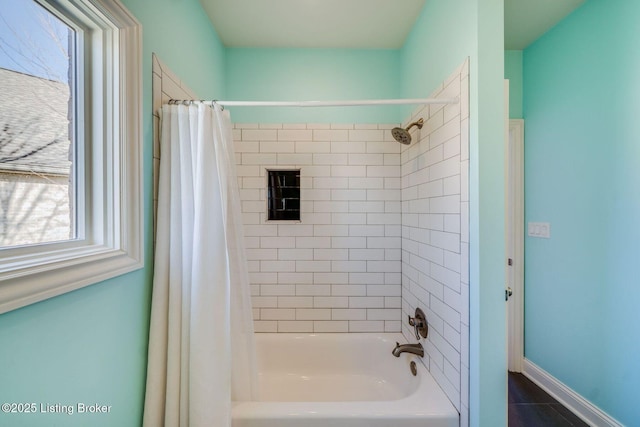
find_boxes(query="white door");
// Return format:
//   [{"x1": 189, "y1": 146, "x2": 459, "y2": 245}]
[{"x1": 506, "y1": 116, "x2": 525, "y2": 372}]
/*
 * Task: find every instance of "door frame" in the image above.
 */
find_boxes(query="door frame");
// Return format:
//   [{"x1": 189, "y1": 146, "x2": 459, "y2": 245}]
[{"x1": 506, "y1": 118, "x2": 525, "y2": 372}]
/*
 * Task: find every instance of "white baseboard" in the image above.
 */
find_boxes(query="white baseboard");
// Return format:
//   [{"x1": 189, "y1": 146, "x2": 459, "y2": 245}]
[{"x1": 522, "y1": 359, "x2": 623, "y2": 427}]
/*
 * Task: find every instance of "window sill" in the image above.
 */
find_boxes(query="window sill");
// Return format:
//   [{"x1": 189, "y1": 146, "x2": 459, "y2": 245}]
[{"x1": 0, "y1": 244, "x2": 143, "y2": 313}]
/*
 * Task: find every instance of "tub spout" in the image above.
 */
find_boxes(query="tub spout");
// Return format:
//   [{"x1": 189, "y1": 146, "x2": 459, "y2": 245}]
[{"x1": 392, "y1": 342, "x2": 424, "y2": 358}]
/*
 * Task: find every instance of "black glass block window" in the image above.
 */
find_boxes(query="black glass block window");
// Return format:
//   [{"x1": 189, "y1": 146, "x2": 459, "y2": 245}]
[{"x1": 268, "y1": 170, "x2": 300, "y2": 221}]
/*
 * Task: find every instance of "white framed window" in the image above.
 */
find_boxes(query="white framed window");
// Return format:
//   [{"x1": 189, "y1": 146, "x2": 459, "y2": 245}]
[{"x1": 0, "y1": 0, "x2": 143, "y2": 313}]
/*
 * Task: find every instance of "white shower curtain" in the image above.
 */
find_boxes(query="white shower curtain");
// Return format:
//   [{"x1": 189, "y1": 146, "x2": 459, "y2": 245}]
[{"x1": 143, "y1": 103, "x2": 258, "y2": 427}]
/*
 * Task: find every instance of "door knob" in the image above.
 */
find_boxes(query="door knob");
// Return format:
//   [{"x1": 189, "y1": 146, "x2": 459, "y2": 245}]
[{"x1": 505, "y1": 287, "x2": 513, "y2": 301}]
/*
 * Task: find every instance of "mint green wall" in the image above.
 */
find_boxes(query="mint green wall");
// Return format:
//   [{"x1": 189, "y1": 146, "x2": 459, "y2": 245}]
[
  {"x1": 400, "y1": 0, "x2": 474, "y2": 100},
  {"x1": 473, "y1": 1, "x2": 506, "y2": 425},
  {"x1": 504, "y1": 50, "x2": 522, "y2": 119},
  {"x1": 225, "y1": 48, "x2": 402, "y2": 123},
  {"x1": 402, "y1": 1, "x2": 506, "y2": 425},
  {"x1": 0, "y1": 1, "x2": 225, "y2": 426},
  {"x1": 0, "y1": 274, "x2": 149, "y2": 427},
  {"x1": 523, "y1": 0, "x2": 640, "y2": 424},
  {"x1": 123, "y1": 0, "x2": 226, "y2": 100}
]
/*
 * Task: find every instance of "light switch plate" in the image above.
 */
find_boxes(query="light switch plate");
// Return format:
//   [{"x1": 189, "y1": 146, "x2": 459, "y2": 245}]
[{"x1": 528, "y1": 222, "x2": 551, "y2": 238}]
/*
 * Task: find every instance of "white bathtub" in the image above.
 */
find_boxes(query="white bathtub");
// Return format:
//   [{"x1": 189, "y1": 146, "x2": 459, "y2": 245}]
[{"x1": 232, "y1": 333, "x2": 459, "y2": 427}]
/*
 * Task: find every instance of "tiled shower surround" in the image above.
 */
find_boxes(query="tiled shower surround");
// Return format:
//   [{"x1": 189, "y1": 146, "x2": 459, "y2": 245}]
[
  {"x1": 234, "y1": 60, "x2": 469, "y2": 422},
  {"x1": 234, "y1": 123, "x2": 403, "y2": 334},
  {"x1": 400, "y1": 60, "x2": 469, "y2": 419}
]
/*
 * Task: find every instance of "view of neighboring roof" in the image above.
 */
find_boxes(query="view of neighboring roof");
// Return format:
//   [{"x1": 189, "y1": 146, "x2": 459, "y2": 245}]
[{"x1": 0, "y1": 67, "x2": 71, "y2": 176}]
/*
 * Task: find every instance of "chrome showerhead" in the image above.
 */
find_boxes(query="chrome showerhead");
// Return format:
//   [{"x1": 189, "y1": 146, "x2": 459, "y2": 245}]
[{"x1": 391, "y1": 118, "x2": 424, "y2": 145}]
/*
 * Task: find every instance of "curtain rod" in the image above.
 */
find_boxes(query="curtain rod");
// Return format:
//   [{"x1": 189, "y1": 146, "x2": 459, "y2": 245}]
[{"x1": 168, "y1": 98, "x2": 458, "y2": 108}]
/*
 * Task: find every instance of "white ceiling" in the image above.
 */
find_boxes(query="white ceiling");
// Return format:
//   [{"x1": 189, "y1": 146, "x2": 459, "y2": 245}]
[
  {"x1": 505, "y1": 0, "x2": 585, "y2": 49},
  {"x1": 199, "y1": 0, "x2": 585, "y2": 50},
  {"x1": 199, "y1": 0, "x2": 427, "y2": 49}
]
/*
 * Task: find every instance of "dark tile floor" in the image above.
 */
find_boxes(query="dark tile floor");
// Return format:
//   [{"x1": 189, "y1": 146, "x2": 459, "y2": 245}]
[{"x1": 509, "y1": 373, "x2": 589, "y2": 427}]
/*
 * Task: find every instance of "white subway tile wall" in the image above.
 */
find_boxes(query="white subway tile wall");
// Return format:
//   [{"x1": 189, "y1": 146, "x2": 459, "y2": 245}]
[
  {"x1": 234, "y1": 123, "x2": 403, "y2": 334},
  {"x1": 400, "y1": 59, "x2": 469, "y2": 422}
]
